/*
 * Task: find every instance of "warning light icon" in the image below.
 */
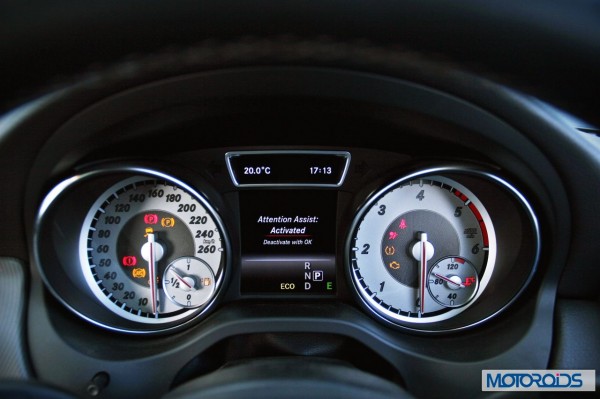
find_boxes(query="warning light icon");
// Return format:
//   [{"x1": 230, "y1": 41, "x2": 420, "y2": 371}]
[
  {"x1": 388, "y1": 231, "x2": 399, "y2": 240},
  {"x1": 399, "y1": 219, "x2": 408, "y2": 230},
  {"x1": 464, "y1": 277, "x2": 476, "y2": 287},
  {"x1": 144, "y1": 214, "x2": 158, "y2": 225},
  {"x1": 144, "y1": 227, "x2": 154, "y2": 237},
  {"x1": 203, "y1": 278, "x2": 212, "y2": 286},
  {"x1": 161, "y1": 217, "x2": 175, "y2": 228},
  {"x1": 122, "y1": 256, "x2": 137, "y2": 266},
  {"x1": 132, "y1": 268, "x2": 146, "y2": 278},
  {"x1": 384, "y1": 245, "x2": 396, "y2": 256},
  {"x1": 389, "y1": 261, "x2": 400, "y2": 270}
]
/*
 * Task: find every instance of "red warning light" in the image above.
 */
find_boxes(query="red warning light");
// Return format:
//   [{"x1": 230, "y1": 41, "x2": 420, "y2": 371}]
[
  {"x1": 464, "y1": 277, "x2": 476, "y2": 287},
  {"x1": 122, "y1": 256, "x2": 137, "y2": 267},
  {"x1": 144, "y1": 214, "x2": 158, "y2": 225},
  {"x1": 399, "y1": 219, "x2": 408, "y2": 230},
  {"x1": 388, "y1": 231, "x2": 399, "y2": 240}
]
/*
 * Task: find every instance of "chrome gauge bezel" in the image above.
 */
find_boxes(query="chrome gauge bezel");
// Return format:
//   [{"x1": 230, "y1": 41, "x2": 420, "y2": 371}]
[
  {"x1": 34, "y1": 166, "x2": 231, "y2": 334},
  {"x1": 346, "y1": 166, "x2": 541, "y2": 333}
]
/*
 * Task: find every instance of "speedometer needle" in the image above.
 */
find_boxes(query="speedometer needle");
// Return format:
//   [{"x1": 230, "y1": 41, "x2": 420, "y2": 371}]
[
  {"x1": 148, "y1": 233, "x2": 157, "y2": 316},
  {"x1": 141, "y1": 233, "x2": 164, "y2": 317}
]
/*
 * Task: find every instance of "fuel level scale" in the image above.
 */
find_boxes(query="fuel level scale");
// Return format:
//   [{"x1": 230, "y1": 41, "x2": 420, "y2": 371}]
[{"x1": 163, "y1": 257, "x2": 216, "y2": 308}]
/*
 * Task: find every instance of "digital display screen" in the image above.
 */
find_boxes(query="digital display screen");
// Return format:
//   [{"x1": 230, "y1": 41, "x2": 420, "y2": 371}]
[
  {"x1": 240, "y1": 190, "x2": 337, "y2": 295},
  {"x1": 227, "y1": 151, "x2": 350, "y2": 186}
]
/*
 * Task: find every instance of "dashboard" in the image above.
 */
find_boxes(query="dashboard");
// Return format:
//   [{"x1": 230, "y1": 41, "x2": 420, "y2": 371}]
[
  {"x1": 1, "y1": 2, "x2": 600, "y2": 399},
  {"x1": 35, "y1": 147, "x2": 539, "y2": 336}
]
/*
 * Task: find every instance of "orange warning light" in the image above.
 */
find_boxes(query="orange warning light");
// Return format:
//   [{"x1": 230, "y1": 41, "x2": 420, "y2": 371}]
[
  {"x1": 132, "y1": 268, "x2": 146, "y2": 278},
  {"x1": 389, "y1": 261, "x2": 400, "y2": 270},
  {"x1": 161, "y1": 217, "x2": 175, "y2": 228}
]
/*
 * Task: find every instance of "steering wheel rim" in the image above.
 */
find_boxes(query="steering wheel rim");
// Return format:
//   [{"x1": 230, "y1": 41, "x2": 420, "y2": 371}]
[
  {"x1": 2, "y1": 0, "x2": 599, "y2": 124},
  {"x1": 163, "y1": 357, "x2": 411, "y2": 399}
]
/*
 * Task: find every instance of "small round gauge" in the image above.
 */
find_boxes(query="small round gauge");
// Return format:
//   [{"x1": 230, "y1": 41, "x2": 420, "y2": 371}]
[
  {"x1": 163, "y1": 257, "x2": 216, "y2": 308},
  {"x1": 79, "y1": 175, "x2": 226, "y2": 325},
  {"x1": 348, "y1": 172, "x2": 497, "y2": 327},
  {"x1": 427, "y1": 257, "x2": 479, "y2": 308}
]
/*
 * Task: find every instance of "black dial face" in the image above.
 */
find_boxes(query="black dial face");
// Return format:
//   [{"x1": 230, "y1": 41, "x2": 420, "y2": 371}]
[
  {"x1": 116, "y1": 211, "x2": 194, "y2": 287},
  {"x1": 380, "y1": 210, "x2": 460, "y2": 288}
]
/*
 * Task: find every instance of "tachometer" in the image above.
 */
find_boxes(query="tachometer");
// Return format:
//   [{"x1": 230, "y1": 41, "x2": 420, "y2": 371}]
[
  {"x1": 79, "y1": 175, "x2": 226, "y2": 325},
  {"x1": 348, "y1": 172, "x2": 498, "y2": 327}
]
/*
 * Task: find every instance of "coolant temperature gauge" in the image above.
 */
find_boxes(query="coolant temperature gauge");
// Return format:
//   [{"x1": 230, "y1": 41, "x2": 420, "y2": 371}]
[
  {"x1": 163, "y1": 257, "x2": 216, "y2": 308},
  {"x1": 427, "y1": 257, "x2": 479, "y2": 308}
]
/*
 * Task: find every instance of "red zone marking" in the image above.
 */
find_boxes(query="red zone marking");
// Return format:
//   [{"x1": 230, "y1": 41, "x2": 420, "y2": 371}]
[{"x1": 453, "y1": 190, "x2": 489, "y2": 246}]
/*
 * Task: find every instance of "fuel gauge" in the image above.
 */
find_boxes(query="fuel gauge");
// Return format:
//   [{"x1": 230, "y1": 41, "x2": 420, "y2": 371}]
[{"x1": 163, "y1": 257, "x2": 216, "y2": 308}]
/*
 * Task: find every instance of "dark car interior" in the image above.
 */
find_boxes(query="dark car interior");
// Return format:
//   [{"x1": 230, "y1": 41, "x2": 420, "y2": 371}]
[{"x1": 1, "y1": 1, "x2": 599, "y2": 398}]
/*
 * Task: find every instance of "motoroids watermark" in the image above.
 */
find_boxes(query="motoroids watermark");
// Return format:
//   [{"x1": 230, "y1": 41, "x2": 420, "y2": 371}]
[{"x1": 482, "y1": 370, "x2": 595, "y2": 392}]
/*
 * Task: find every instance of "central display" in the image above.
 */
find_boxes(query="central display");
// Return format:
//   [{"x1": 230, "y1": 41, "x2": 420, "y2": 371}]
[{"x1": 240, "y1": 190, "x2": 337, "y2": 294}]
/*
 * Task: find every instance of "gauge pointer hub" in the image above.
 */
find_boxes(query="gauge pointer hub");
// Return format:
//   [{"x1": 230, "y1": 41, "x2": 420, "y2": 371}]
[
  {"x1": 169, "y1": 268, "x2": 197, "y2": 292},
  {"x1": 141, "y1": 235, "x2": 165, "y2": 262},
  {"x1": 411, "y1": 233, "x2": 435, "y2": 261},
  {"x1": 433, "y1": 273, "x2": 465, "y2": 289}
]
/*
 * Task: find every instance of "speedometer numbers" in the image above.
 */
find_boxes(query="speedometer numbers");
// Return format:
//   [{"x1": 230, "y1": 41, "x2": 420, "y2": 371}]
[
  {"x1": 80, "y1": 176, "x2": 226, "y2": 325},
  {"x1": 349, "y1": 174, "x2": 497, "y2": 326}
]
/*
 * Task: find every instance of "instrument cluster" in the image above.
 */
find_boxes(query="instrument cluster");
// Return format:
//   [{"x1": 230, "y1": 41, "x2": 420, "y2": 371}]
[{"x1": 34, "y1": 149, "x2": 540, "y2": 334}]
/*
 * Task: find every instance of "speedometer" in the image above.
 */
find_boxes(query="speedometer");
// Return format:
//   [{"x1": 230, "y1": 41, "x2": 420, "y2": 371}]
[{"x1": 79, "y1": 175, "x2": 226, "y2": 325}]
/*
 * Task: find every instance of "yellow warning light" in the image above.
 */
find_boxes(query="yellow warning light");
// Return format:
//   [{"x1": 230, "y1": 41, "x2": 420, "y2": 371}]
[
  {"x1": 132, "y1": 268, "x2": 146, "y2": 278},
  {"x1": 203, "y1": 278, "x2": 212, "y2": 286},
  {"x1": 384, "y1": 245, "x2": 395, "y2": 256},
  {"x1": 389, "y1": 261, "x2": 400, "y2": 270},
  {"x1": 161, "y1": 217, "x2": 175, "y2": 228},
  {"x1": 144, "y1": 227, "x2": 154, "y2": 237}
]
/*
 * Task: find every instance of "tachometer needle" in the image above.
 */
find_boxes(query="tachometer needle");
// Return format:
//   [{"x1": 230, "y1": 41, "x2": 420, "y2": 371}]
[
  {"x1": 419, "y1": 234, "x2": 427, "y2": 314},
  {"x1": 411, "y1": 232, "x2": 435, "y2": 315}
]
